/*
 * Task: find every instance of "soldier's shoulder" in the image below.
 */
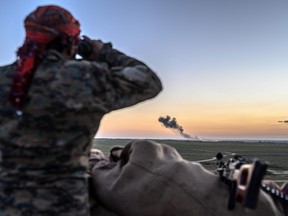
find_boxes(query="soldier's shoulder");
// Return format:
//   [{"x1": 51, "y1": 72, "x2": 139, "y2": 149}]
[{"x1": 0, "y1": 63, "x2": 16, "y2": 80}]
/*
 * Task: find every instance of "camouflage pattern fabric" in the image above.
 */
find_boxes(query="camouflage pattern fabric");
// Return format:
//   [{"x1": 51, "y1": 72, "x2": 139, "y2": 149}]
[{"x1": 0, "y1": 44, "x2": 162, "y2": 215}]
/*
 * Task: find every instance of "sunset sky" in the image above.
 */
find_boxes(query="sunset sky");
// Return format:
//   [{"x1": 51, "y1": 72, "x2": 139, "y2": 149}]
[{"x1": 1, "y1": 0, "x2": 288, "y2": 140}]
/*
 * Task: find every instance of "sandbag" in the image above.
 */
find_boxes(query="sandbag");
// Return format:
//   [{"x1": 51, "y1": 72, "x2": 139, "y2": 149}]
[{"x1": 90, "y1": 140, "x2": 283, "y2": 216}]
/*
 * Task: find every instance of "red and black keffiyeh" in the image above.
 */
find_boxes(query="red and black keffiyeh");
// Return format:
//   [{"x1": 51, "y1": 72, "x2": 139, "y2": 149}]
[{"x1": 10, "y1": 5, "x2": 80, "y2": 110}]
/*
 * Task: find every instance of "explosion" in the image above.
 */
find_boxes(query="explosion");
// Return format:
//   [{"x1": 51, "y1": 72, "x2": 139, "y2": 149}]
[{"x1": 158, "y1": 115, "x2": 200, "y2": 140}]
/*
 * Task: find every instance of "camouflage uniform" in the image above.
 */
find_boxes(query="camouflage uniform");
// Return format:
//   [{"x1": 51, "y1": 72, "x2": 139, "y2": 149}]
[{"x1": 0, "y1": 44, "x2": 162, "y2": 215}]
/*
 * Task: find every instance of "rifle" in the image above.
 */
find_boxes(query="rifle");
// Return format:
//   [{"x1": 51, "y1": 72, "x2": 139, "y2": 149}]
[{"x1": 216, "y1": 153, "x2": 268, "y2": 210}]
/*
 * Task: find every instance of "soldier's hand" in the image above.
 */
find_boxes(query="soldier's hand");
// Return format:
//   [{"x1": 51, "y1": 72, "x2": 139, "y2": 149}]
[{"x1": 82, "y1": 35, "x2": 104, "y2": 61}]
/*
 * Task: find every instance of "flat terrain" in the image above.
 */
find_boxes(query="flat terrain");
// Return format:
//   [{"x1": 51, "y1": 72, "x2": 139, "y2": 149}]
[{"x1": 93, "y1": 138, "x2": 288, "y2": 182}]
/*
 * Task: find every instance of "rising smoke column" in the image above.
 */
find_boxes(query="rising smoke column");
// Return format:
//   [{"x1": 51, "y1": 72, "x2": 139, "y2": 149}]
[{"x1": 158, "y1": 115, "x2": 199, "y2": 140}]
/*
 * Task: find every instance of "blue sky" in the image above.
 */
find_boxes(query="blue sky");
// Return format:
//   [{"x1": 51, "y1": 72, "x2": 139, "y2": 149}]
[{"x1": 1, "y1": 0, "x2": 288, "y2": 140}]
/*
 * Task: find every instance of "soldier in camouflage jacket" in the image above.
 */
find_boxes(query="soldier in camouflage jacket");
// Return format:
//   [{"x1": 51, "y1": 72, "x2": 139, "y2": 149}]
[{"x1": 0, "y1": 5, "x2": 162, "y2": 216}]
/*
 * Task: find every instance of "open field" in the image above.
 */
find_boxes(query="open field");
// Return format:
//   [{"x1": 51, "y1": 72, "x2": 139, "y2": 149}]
[{"x1": 93, "y1": 138, "x2": 288, "y2": 182}]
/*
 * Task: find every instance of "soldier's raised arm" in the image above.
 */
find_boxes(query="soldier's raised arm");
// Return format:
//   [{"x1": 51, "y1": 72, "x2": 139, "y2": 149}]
[{"x1": 80, "y1": 36, "x2": 163, "y2": 112}]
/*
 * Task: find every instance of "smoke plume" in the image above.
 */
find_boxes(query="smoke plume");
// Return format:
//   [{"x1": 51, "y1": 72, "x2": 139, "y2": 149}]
[{"x1": 158, "y1": 115, "x2": 199, "y2": 140}]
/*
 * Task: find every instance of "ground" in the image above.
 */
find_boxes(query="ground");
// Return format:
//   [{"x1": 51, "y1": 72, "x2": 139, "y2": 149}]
[{"x1": 93, "y1": 138, "x2": 288, "y2": 183}]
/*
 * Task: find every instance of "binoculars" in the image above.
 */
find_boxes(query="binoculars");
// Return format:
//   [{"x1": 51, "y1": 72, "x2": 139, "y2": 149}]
[{"x1": 78, "y1": 40, "x2": 92, "y2": 58}]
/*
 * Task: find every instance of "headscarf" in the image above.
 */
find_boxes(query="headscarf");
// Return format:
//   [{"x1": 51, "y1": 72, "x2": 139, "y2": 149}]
[{"x1": 9, "y1": 5, "x2": 80, "y2": 110}]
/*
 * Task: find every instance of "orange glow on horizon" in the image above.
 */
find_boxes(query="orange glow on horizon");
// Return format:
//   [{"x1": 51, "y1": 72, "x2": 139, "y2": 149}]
[{"x1": 96, "y1": 101, "x2": 288, "y2": 140}]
